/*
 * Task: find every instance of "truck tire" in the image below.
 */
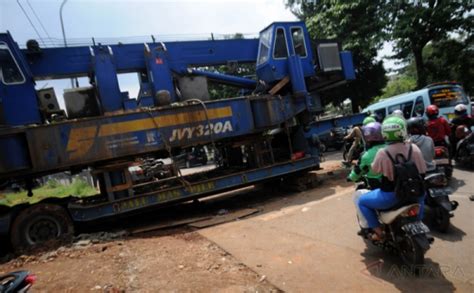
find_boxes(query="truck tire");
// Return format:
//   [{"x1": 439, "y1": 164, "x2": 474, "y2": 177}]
[{"x1": 10, "y1": 204, "x2": 74, "y2": 250}]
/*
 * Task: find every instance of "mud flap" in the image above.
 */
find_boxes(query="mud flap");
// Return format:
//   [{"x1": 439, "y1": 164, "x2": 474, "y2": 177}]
[
  {"x1": 413, "y1": 234, "x2": 431, "y2": 251},
  {"x1": 0, "y1": 213, "x2": 11, "y2": 236},
  {"x1": 438, "y1": 199, "x2": 453, "y2": 212},
  {"x1": 450, "y1": 200, "x2": 459, "y2": 212}
]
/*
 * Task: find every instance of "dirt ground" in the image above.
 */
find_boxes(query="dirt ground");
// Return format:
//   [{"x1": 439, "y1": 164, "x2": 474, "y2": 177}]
[
  {"x1": 0, "y1": 229, "x2": 279, "y2": 292},
  {"x1": 0, "y1": 159, "x2": 346, "y2": 292}
]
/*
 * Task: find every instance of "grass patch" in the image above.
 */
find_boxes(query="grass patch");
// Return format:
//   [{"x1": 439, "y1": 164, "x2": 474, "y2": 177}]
[{"x1": 0, "y1": 179, "x2": 97, "y2": 207}]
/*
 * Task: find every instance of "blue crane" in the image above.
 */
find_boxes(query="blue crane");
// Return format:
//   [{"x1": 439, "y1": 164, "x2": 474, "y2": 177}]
[{"x1": 0, "y1": 21, "x2": 363, "y2": 250}]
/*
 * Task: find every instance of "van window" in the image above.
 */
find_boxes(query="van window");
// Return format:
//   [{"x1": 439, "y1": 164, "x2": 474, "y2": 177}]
[
  {"x1": 374, "y1": 108, "x2": 386, "y2": 121},
  {"x1": 388, "y1": 101, "x2": 413, "y2": 119},
  {"x1": 388, "y1": 104, "x2": 400, "y2": 115},
  {"x1": 429, "y1": 86, "x2": 468, "y2": 107},
  {"x1": 413, "y1": 96, "x2": 425, "y2": 117},
  {"x1": 401, "y1": 101, "x2": 413, "y2": 119}
]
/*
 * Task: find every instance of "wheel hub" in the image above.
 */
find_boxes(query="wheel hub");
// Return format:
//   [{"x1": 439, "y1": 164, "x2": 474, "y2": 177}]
[{"x1": 26, "y1": 216, "x2": 61, "y2": 244}]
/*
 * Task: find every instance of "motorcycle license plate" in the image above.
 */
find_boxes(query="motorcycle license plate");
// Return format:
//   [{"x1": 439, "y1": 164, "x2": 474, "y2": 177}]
[
  {"x1": 402, "y1": 221, "x2": 430, "y2": 235},
  {"x1": 468, "y1": 144, "x2": 474, "y2": 154},
  {"x1": 429, "y1": 187, "x2": 452, "y2": 197},
  {"x1": 435, "y1": 158, "x2": 450, "y2": 165}
]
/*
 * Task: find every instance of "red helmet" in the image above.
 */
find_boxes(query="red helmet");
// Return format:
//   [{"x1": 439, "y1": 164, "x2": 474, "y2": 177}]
[{"x1": 426, "y1": 105, "x2": 439, "y2": 119}]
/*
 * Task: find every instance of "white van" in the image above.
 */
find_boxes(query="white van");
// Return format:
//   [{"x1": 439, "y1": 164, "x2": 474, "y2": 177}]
[{"x1": 363, "y1": 82, "x2": 471, "y2": 121}]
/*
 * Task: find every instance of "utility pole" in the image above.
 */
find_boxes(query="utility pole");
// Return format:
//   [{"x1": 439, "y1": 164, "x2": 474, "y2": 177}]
[{"x1": 60, "y1": 0, "x2": 75, "y2": 88}]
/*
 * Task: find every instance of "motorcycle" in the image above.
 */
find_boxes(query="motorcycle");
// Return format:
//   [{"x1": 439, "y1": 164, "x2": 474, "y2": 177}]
[
  {"x1": 433, "y1": 146, "x2": 453, "y2": 178},
  {"x1": 129, "y1": 158, "x2": 174, "y2": 183},
  {"x1": 454, "y1": 125, "x2": 474, "y2": 167},
  {"x1": 424, "y1": 172, "x2": 458, "y2": 232},
  {"x1": 358, "y1": 201, "x2": 432, "y2": 270},
  {"x1": 0, "y1": 271, "x2": 36, "y2": 293},
  {"x1": 342, "y1": 138, "x2": 364, "y2": 163},
  {"x1": 318, "y1": 127, "x2": 346, "y2": 152}
]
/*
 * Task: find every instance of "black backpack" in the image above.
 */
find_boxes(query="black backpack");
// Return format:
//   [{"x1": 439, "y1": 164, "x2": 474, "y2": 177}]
[{"x1": 384, "y1": 144, "x2": 425, "y2": 200}]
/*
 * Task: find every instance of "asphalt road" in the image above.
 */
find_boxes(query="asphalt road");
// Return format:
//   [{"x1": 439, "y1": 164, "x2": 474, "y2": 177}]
[{"x1": 200, "y1": 156, "x2": 474, "y2": 292}]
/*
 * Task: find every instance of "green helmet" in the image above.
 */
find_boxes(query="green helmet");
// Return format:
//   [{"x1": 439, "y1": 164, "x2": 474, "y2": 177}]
[
  {"x1": 382, "y1": 116, "x2": 407, "y2": 142},
  {"x1": 363, "y1": 116, "x2": 376, "y2": 125}
]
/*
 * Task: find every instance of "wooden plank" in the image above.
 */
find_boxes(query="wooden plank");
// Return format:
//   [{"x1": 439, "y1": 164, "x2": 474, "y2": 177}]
[
  {"x1": 129, "y1": 215, "x2": 213, "y2": 234},
  {"x1": 268, "y1": 76, "x2": 290, "y2": 95},
  {"x1": 189, "y1": 208, "x2": 260, "y2": 228}
]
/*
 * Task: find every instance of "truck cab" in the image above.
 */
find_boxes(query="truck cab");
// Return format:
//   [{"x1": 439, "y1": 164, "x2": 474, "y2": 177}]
[{"x1": 256, "y1": 22, "x2": 355, "y2": 95}]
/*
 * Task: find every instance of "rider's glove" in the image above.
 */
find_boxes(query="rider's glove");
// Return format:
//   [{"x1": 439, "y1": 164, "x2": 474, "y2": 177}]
[
  {"x1": 353, "y1": 165, "x2": 361, "y2": 175},
  {"x1": 362, "y1": 165, "x2": 369, "y2": 174}
]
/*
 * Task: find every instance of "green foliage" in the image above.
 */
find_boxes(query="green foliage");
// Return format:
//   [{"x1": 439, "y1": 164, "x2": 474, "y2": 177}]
[
  {"x1": 289, "y1": 0, "x2": 388, "y2": 112},
  {"x1": 0, "y1": 179, "x2": 97, "y2": 207},
  {"x1": 45, "y1": 179, "x2": 60, "y2": 189},
  {"x1": 201, "y1": 33, "x2": 256, "y2": 100},
  {"x1": 377, "y1": 36, "x2": 474, "y2": 103},
  {"x1": 373, "y1": 74, "x2": 417, "y2": 102},
  {"x1": 423, "y1": 38, "x2": 474, "y2": 94},
  {"x1": 387, "y1": 1, "x2": 473, "y2": 88},
  {"x1": 287, "y1": 0, "x2": 473, "y2": 101},
  {"x1": 207, "y1": 62, "x2": 255, "y2": 100}
]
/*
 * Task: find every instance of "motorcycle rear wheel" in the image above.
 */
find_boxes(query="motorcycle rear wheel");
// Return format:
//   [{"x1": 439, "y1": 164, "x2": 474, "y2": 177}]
[
  {"x1": 398, "y1": 235, "x2": 424, "y2": 270},
  {"x1": 434, "y1": 207, "x2": 450, "y2": 232}
]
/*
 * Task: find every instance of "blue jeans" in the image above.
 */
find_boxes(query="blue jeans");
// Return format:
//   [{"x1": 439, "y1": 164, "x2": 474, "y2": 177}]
[{"x1": 357, "y1": 189, "x2": 425, "y2": 228}]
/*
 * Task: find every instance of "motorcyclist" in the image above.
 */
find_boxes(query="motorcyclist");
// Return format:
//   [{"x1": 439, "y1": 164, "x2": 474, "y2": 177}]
[
  {"x1": 426, "y1": 105, "x2": 451, "y2": 147},
  {"x1": 362, "y1": 116, "x2": 376, "y2": 125},
  {"x1": 348, "y1": 122, "x2": 385, "y2": 188},
  {"x1": 357, "y1": 116, "x2": 427, "y2": 240},
  {"x1": 349, "y1": 122, "x2": 385, "y2": 230},
  {"x1": 391, "y1": 109, "x2": 405, "y2": 119},
  {"x1": 342, "y1": 122, "x2": 365, "y2": 167},
  {"x1": 407, "y1": 117, "x2": 436, "y2": 173},
  {"x1": 450, "y1": 104, "x2": 474, "y2": 145}
]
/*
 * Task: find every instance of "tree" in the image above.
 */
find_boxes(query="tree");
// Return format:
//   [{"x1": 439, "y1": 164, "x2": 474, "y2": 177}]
[
  {"x1": 388, "y1": 1, "x2": 473, "y2": 89},
  {"x1": 202, "y1": 33, "x2": 256, "y2": 100},
  {"x1": 373, "y1": 73, "x2": 417, "y2": 102},
  {"x1": 376, "y1": 35, "x2": 474, "y2": 103},
  {"x1": 423, "y1": 38, "x2": 474, "y2": 94},
  {"x1": 286, "y1": 0, "x2": 389, "y2": 113}
]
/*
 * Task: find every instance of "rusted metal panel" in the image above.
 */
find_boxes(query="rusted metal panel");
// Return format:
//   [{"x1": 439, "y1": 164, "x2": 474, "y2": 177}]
[{"x1": 8, "y1": 97, "x2": 255, "y2": 177}]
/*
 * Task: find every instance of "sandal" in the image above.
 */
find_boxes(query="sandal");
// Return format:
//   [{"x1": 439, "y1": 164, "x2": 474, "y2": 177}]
[{"x1": 370, "y1": 230, "x2": 385, "y2": 241}]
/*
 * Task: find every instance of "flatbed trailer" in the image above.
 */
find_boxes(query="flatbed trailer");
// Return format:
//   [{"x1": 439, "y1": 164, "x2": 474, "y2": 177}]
[{"x1": 0, "y1": 21, "x2": 363, "y2": 250}]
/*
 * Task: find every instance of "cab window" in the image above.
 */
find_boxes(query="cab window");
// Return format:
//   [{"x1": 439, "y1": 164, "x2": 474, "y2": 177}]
[
  {"x1": 273, "y1": 28, "x2": 288, "y2": 59},
  {"x1": 257, "y1": 28, "x2": 273, "y2": 65},
  {"x1": 291, "y1": 27, "x2": 307, "y2": 57},
  {"x1": 412, "y1": 96, "x2": 425, "y2": 117},
  {"x1": 0, "y1": 42, "x2": 25, "y2": 84}
]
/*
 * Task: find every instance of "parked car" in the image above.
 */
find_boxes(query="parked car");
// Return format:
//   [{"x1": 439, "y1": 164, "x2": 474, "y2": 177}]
[{"x1": 318, "y1": 127, "x2": 347, "y2": 152}]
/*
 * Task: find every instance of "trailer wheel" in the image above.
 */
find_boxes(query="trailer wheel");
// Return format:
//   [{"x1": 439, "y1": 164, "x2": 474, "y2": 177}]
[{"x1": 10, "y1": 204, "x2": 74, "y2": 250}]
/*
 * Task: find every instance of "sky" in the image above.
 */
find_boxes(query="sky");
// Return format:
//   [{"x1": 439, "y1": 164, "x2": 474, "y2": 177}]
[{"x1": 0, "y1": 0, "x2": 396, "y2": 106}]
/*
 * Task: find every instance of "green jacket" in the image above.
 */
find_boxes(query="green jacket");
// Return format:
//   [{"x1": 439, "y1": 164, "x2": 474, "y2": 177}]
[{"x1": 348, "y1": 144, "x2": 385, "y2": 182}]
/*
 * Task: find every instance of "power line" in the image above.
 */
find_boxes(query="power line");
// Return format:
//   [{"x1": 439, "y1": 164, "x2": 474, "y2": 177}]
[
  {"x1": 16, "y1": 0, "x2": 46, "y2": 47},
  {"x1": 26, "y1": 0, "x2": 52, "y2": 41}
]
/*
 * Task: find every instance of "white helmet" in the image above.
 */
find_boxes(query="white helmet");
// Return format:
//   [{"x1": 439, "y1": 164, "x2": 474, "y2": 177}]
[
  {"x1": 392, "y1": 109, "x2": 404, "y2": 118},
  {"x1": 454, "y1": 104, "x2": 467, "y2": 116}
]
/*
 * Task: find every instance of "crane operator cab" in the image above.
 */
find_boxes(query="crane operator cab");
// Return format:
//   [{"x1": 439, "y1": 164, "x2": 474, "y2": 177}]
[{"x1": 256, "y1": 22, "x2": 355, "y2": 110}]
